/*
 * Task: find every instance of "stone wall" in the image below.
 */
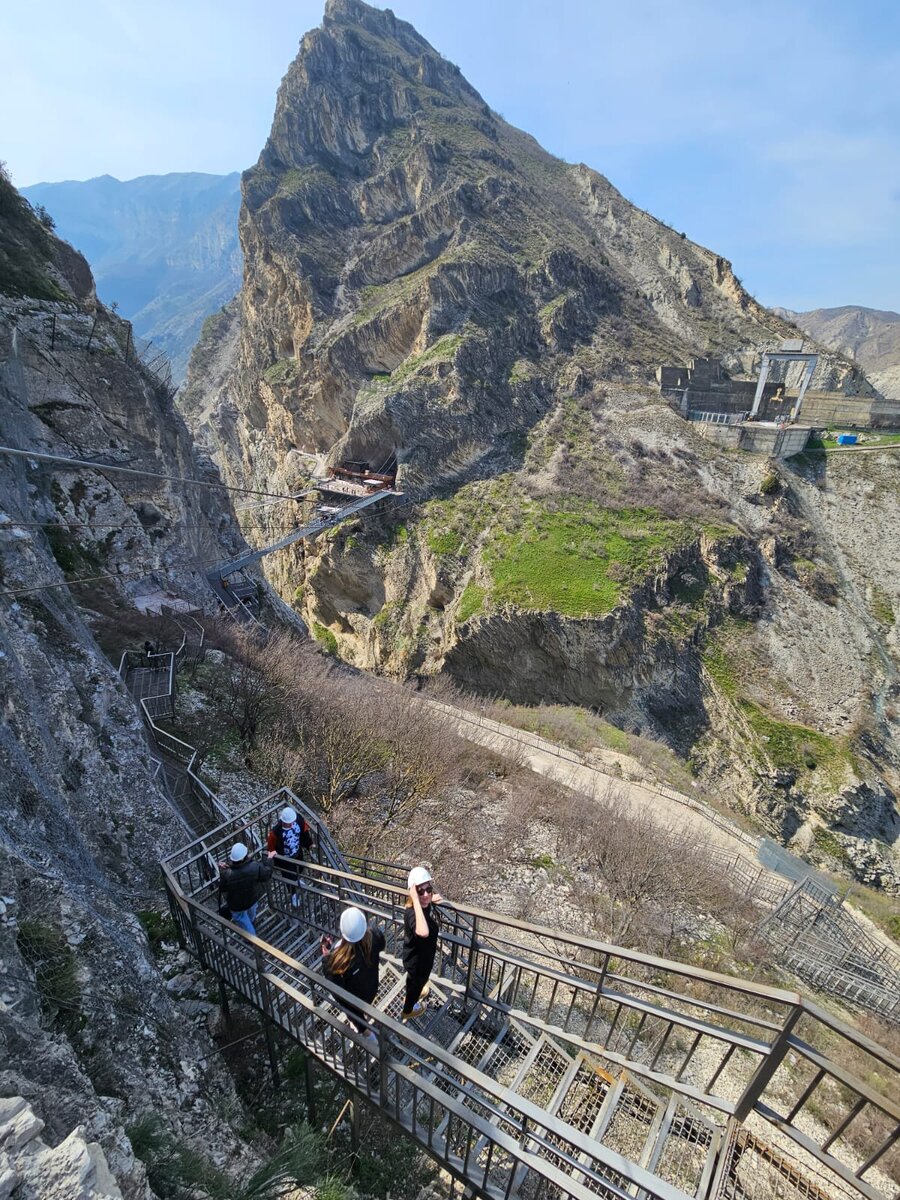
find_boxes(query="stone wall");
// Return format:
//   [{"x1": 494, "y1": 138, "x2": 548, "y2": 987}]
[
  {"x1": 800, "y1": 391, "x2": 900, "y2": 429},
  {"x1": 696, "y1": 422, "x2": 812, "y2": 458}
]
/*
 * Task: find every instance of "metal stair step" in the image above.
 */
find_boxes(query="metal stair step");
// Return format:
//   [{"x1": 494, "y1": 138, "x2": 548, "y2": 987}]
[
  {"x1": 554, "y1": 1054, "x2": 616, "y2": 1135},
  {"x1": 645, "y1": 1098, "x2": 720, "y2": 1198},
  {"x1": 593, "y1": 1073, "x2": 663, "y2": 1167}
]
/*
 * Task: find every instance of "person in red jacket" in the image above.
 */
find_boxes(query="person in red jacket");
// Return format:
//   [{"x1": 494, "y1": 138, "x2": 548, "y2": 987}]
[{"x1": 266, "y1": 805, "x2": 314, "y2": 902}]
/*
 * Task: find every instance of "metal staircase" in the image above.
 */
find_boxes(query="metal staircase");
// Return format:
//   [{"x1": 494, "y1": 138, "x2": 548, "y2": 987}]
[
  {"x1": 114, "y1": 626, "x2": 898, "y2": 1200},
  {"x1": 161, "y1": 796, "x2": 899, "y2": 1200}
]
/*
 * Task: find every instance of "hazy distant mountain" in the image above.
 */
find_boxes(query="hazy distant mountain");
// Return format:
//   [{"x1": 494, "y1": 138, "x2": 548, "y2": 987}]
[
  {"x1": 777, "y1": 305, "x2": 900, "y2": 399},
  {"x1": 22, "y1": 172, "x2": 241, "y2": 383}
]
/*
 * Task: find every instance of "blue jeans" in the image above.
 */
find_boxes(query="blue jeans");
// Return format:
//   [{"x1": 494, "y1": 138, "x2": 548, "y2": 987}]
[{"x1": 231, "y1": 903, "x2": 258, "y2": 935}]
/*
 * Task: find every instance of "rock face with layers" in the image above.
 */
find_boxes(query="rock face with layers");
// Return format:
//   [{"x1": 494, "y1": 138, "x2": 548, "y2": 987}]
[
  {"x1": 0, "y1": 1096, "x2": 125, "y2": 1200},
  {"x1": 191, "y1": 0, "x2": 866, "y2": 491},
  {"x1": 184, "y1": 0, "x2": 898, "y2": 888},
  {"x1": 0, "y1": 175, "x2": 253, "y2": 1196}
]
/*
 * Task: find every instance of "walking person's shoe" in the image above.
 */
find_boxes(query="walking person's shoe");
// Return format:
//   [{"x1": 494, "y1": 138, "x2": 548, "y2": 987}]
[{"x1": 401, "y1": 1001, "x2": 426, "y2": 1021}]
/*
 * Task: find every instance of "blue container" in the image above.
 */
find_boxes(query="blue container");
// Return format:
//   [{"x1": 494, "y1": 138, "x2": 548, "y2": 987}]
[{"x1": 836, "y1": 433, "x2": 858, "y2": 445}]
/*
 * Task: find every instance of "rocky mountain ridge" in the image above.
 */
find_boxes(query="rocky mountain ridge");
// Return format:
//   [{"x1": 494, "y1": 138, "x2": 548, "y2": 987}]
[
  {"x1": 22, "y1": 173, "x2": 242, "y2": 384},
  {"x1": 181, "y1": 0, "x2": 899, "y2": 890}
]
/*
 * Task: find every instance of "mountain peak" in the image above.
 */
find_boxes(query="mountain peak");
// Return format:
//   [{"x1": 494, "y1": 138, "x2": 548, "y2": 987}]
[{"x1": 259, "y1": 0, "x2": 485, "y2": 173}]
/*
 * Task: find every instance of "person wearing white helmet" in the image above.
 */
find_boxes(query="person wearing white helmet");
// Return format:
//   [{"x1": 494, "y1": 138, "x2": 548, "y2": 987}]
[
  {"x1": 217, "y1": 842, "x2": 273, "y2": 936},
  {"x1": 266, "y1": 804, "x2": 315, "y2": 903},
  {"x1": 401, "y1": 866, "x2": 443, "y2": 1021},
  {"x1": 320, "y1": 906, "x2": 386, "y2": 1044}
]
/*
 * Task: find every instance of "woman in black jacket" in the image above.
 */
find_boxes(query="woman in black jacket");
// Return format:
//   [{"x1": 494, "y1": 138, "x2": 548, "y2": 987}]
[
  {"x1": 401, "y1": 866, "x2": 443, "y2": 1021},
  {"x1": 321, "y1": 907, "x2": 386, "y2": 1045}
]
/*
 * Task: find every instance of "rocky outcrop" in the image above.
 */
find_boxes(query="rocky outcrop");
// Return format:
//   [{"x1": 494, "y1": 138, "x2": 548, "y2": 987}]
[
  {"x1": 22, "y1": 173, "x2": 243, "y2": 384},
  {"x1": 189, "y1": 0, "x2": 869, "y2": 503},
  {"x1": 0, "y1": 1096, "x2": 125, "y2": 1200},
  {"x1": 779, "y1": 304, "x2": 900, "y2": 399}
]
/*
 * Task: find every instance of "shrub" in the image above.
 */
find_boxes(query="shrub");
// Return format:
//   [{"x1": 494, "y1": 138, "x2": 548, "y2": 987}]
[
  {"x1": 137, "y1": 909, "x2": 176, "y2": 952},
  {"x1": 312, "y1": 623, "x2": 339, "y2": 656},
  {"x1": 16, "y1": 920, "x2": 81, "y2": 1029},
  {"x1": 43, "y1": 523, "x2": 80, "y2": 575}
]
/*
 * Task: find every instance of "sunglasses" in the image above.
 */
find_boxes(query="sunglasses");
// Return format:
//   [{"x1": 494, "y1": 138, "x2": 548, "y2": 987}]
[{"x1": 416, "y1": 884, "x2": 433, "y2": 896}]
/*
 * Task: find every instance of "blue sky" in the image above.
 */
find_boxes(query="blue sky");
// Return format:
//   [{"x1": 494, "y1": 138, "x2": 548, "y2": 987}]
[{"x1": 2, "y1": 0, "x2": 898, "y2": 313}]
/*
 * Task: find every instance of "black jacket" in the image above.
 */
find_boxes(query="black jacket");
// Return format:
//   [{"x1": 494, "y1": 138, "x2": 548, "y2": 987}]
[
  {"x1": 402, "y1": 904, "x2": 440, "y2": 973},
  {"x1": 220, "y1": 858, "x2": 272, "y2": 913},
  {"x1": 324, "y1": 930, "x2": 386, "y2": 1007}
]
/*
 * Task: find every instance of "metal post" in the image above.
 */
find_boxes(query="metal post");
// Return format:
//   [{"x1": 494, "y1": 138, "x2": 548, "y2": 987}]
[
  {"x1": 165, "y1": 882, "x2": 187, "y2": 950},
  {"x1": 305, "y1": 1053, "x2": 317, "y2": 1124},
  {"x1": 749, "y1": 355, "x2": 770, "y2": 419},
  {"x1": 463, "y1": 915, "x2": 479, "y2": 1004},
  {"x1": 255, "y1": 948, "x2": 280, "y2": 1088},
  {"x1": 377, "y1": 1026, "x2": 389, "y2": 1104},
  {"x1": 187, "y1": 900, "x2": 206, "y2": 967},
  {"x1": 702, "y1": 1117, "x2": 739, "y2": 1200},
  {"x1": 733, "y1": 1003, "x2": 803, "y2": 1122},
  {"x1": 791, "y1": 358, "x2": 817, "y2": 422},
  {"x1": 218, "y1": 978, "x2": 231, "y2": 1023}
]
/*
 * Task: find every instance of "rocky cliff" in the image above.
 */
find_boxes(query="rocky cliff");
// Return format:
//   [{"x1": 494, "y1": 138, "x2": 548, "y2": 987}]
[
  {"x1": 0, "y1": 172, "x2": 253, "y2": 1197},
  {"x1": 183, "y1": 0, "x2": 898, "y2": 890}
]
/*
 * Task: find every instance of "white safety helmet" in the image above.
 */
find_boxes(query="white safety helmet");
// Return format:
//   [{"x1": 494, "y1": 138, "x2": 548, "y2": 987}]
[
  {"x1": 229, "y1": 843, "x2": 249, "y2": 863},
  {"x1": 339, "y1": 907, "x2": 368, "y2": 944},
  {"x1": 408, "y1": 866, "x2": 433, "y2": 889},
  {"x1": 279, "y1": 806, "x2": 298, "y2": 824}
]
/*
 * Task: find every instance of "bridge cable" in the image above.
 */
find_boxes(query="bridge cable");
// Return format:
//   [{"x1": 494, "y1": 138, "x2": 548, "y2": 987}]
[{"x1": 0, "y1": 444, "x2": 305, "y2": 502}]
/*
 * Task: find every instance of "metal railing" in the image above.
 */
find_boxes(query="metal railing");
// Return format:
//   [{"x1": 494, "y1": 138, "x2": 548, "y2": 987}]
[
  {"x1": 162, "y1": 805, "x2": 900, "y2": 1200},
  {"x1": 163, "y1": 816, "x2": 694, "y2": 1200},
  {"x1": 166, "y1": 891, "x2": 690, "y2": 1200},
  {"x1": 428, "y1": 700, "x2": 761, "y2": 854},
  {"x1": 118, "y1": 616, "x2": 228, "y2": 833}
]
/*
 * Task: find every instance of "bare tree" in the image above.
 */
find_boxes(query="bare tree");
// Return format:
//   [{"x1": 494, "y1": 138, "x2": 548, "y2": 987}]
[
  {"x1": 218, "y1": 629, "x2": 298, "y2": 751},
  {"x1": 566, "y1": 785, "x2": 733, "y2": 951},
  {"x1": 377, "y1": 688, "x2": 458, "y2": 826}
]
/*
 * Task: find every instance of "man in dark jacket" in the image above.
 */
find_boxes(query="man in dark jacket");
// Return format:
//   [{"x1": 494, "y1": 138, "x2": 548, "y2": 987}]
[{"x1": 218, "y1": 843, "x2": 272, "y2": 935}]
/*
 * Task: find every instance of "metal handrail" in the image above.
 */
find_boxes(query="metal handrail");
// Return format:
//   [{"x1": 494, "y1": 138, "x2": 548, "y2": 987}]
[
  {"x1": 119, "y1": 619, "x2": 229, "y2": 829},
  {"x1": 142, "y1": 630, "x2": 899, "y2": 1197}
]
